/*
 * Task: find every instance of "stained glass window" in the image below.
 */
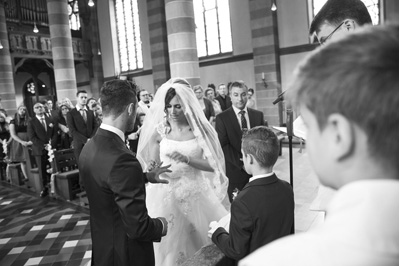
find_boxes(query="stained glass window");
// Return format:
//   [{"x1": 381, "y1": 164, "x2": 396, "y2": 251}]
[
  {"x1": 193, "y1": 0, "x2": 233, "y2": 57},
  {"x1": 312, "y1": 0, "x2": 380, "y2": 25},
  {"x1": 115, "y1": 0, "x2": 143, "y2": 72},
  {"x1": 68, "y1": 0, "x2": 80, "y2": 30}
]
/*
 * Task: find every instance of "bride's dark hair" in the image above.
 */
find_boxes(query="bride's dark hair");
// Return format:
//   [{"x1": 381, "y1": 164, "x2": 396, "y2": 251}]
[{"x1": 164, "y1": 88, "x2": 177, "y2": 111}]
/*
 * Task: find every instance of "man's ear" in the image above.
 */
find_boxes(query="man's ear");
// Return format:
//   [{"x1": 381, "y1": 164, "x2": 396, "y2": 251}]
[
  {"x1": 326, "y1": 113, "x2": 355, "y2": 162},
  {"x1": 127, "y1": 103, "x2": 135, "y2": 116},
  {"x1": 343, "y1": 19, "x2": 356, "y2": 32}
]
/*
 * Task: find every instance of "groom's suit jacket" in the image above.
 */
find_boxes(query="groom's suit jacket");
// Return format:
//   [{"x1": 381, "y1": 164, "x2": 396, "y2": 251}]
[
  {"x1": 212, "y1": 174, "x2": 294, "y2": 262},
  {"x1": 79, "y1": 128, "x2": 164, "y2": 266},
  {"x1": 215, "y1": 107, "x2": 265, "y2": 199}
]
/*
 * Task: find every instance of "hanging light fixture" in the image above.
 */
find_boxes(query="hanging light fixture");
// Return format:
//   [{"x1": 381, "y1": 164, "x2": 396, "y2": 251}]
[
  {"x1": 0, "y1": 40, "x2": 3, "y2": 50},
  {"x1": 98, "y1": 49, "x2": 101, "y2": 55},
  {"x1": 88, "y1": 0, "x2": 95, "y2": 7},
  {"x1": 271, "y1": 0, "x2": 277, "y2": 11},
  {"x1": 33, "y1": 23, "x2": 39, "y2": 33}
]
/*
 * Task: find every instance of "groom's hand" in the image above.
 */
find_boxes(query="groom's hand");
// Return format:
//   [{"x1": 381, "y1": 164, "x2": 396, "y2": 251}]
[{"x1": 147, "y1": 162, "x2": 171, "y2": 184}]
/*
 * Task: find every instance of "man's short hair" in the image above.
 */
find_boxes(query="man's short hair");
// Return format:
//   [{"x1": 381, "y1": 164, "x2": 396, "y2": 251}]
[
  {"x1": 76, "y1": 90, "x2": 87, "y2": 97},
  {"x1": 309, "y1": 0, "x2": 372, "y2": 35},
  {"x1": 289, "y1": 24, "x2": 399, "y2": 175},
  {"x1": 230, "y1": 80, "x2": 248, "y2": 91},
  {"x1": 242, "y1": 126, "x2": 280, "y2": 168},
  {"x1": 100, "y1": 80, "x2": 138, "y2": 118}
]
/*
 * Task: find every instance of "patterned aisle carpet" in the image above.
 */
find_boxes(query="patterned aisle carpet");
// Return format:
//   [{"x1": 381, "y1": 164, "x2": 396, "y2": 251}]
[{"x1": 0, "y1": 182, "x2": 92, "y2": 266}]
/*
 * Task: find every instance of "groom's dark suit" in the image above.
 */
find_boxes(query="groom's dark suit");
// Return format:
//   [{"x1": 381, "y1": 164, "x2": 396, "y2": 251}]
[
  {"x1": 212, "y1": 174, "x2": 294, "y2": 262},
  {"x1": 79, "y1": 128, "x2": 164, "y2": 266},
  {"x1": 215, "y1": 107, "x2": 265, "y2": 202}
]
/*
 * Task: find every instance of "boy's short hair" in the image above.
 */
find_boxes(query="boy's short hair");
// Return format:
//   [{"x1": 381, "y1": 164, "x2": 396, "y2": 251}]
[
  {"x1": 76, "y1": 90, "x2": 87, "y2": 97},
  {"x1": 289, "y1": 24, "x2": 399, "y2": 175},
  {"x1": 310, "y1": 0, "x2": 372, "y2": 35},
  {"x1": 242, "y1": 126, "x2": 279, "y2": 168}
]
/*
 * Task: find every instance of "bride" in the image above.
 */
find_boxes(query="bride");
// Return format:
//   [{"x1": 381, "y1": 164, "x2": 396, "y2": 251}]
[{"x1": 137, "y1": 78, "x2": 230, "y2": 265}]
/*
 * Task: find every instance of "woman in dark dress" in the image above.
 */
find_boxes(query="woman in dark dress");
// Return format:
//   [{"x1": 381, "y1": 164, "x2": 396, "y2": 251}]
[
  {"x1": 56, "y1": 103, "x2": 72, "y2": 150},
  {"x1": 9, "y1": 104, "x2": 32, "y2": 180}
]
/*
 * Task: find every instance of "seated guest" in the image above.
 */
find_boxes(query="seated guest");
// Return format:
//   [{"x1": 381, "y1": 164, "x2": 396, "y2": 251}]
[
  {"x1": 240, "y1": 24, "x2": 399, "y2": 266},
  {"x1": 210, "y1": 126, "x2": 294, "y2": 263},
  {"x1": 193, "y1": 85, "x2": 215, "y2": 123},
  {"x1": 56, "y1": 103, "x2": 72, "y2": 150}
]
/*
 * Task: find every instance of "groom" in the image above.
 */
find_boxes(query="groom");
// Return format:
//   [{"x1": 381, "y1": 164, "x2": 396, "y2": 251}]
[{"x1": 79, "y1": 79, "x2": 171, "y2": 266}]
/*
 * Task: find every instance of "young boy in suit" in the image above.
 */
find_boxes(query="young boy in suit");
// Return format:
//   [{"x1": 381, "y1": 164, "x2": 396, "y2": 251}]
[
  {"x1": 210, "y1": 126, "x2": 294, "y2": 263},
  {"x1": 240, "y1": 24, "x2": 399, "y2": 266}
]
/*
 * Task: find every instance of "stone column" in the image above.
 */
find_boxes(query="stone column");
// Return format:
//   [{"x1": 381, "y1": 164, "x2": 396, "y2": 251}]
[
  {"x1": 0, "y1": 0, "x2": 17, "y2": 113},
  {"x1": 147, "y1": 0, "x2": 171, "y2": 90},
  {"x1": 47, "y1": 0, "x2": 77, "y2": 101},
  {"x1": 165, "y1": 0, "x2": 200, "y2": 87},
  {"x1": 249, "y1": 0, "x2": 282, "y2": 126}
]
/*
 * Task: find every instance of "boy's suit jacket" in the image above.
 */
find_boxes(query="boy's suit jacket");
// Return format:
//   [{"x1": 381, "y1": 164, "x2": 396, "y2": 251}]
[
  {"x1": 27, "y1": 116, "x2": 58, "y2": 156},
  {"x1": 66, "y1": 108, "x2": 96, "y2": 146},
  {"x1": 215, "y1": 107, "x2": 265, "y2": 184},
  {"x1": 212, "y1": 174, "x2": 294, "y2": 262},
  {"x1": 79, "y1": 128, "x2": 164, "y2": 266}
]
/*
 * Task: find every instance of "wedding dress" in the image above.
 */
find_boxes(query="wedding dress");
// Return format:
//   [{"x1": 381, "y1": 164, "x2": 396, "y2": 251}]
[{"x1": 146, "y1": 135, "x2": 228, "y2": 265}]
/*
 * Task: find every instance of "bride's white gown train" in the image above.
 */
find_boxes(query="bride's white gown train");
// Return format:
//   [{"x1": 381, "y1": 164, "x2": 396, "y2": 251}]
[{"x1": 146, "y1": 137, "x2": 228, "y2": 265}]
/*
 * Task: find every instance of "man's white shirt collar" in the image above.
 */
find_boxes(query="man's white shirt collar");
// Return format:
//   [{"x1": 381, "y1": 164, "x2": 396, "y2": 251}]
[
  {"x1": 100, "y1": 123, "x2": 125, "y2": 142},
  {"x1": 249, "y1": 172, "x2": 274, "y2": 183},
  {"x1": 36, "y1": 115, "x2": 45, "y2": 120},
  {"x1": 76, "y1": 105, "x2": 87, "y2": 111},
  {"x1": 232, "y1": 105, "x2": 248, "y2": 116}
]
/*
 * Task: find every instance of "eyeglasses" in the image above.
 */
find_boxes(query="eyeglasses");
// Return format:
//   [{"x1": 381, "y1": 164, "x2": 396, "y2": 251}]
[
  {"x1": 317, "y1": 21, "x2": 345, "y2": 45},
  {"x1": 141, "y1": 94, "x2": 149, "y2": 97},
  {"x1": 34, "y1": 106, "x2": 44, "y2": 109}
]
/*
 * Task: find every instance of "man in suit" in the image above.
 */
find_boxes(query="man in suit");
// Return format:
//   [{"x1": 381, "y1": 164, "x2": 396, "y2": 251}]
[
  {"x1": 27, "y1": 102, "x2": 58, "y2": 197},
  {"x1": 215, "y1": 83, "x2": 232, "y2": 111},
  {"x1": 67, "y1": 90, "x2": 96, "y2": 162},
  {"x1": 210, "y1": 126, "x2": 294, "y2": 263},
  {"x1": 79, "y1": 79, "x2": 171, "y2": 266},
  {"x1": 215, "y1": 80, "x2": 265, "y2": 202}
]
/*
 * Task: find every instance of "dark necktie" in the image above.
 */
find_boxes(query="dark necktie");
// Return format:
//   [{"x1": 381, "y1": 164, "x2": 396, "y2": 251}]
[
  {"x1": 239, "y1": 110, "x2": 248, "y2": 132},
  {"x1": 80, "y1": 109, "x2": 87, "y2": 123},
  {"x1": 41, "y1": 117, "x2": 47, "y2": 132}
]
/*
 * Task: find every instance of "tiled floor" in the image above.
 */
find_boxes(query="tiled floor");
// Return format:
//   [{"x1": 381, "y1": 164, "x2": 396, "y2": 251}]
[{"x1": 0, "y1": 145, "x2": 325, "y2": 265}]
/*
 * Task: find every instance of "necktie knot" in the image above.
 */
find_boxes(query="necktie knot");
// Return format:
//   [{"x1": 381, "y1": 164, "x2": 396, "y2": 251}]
[
  {"x1": 80, "y1": 109, "x2": 87, "y2": 123},
  {"x1": 239, "y1": 110, "x2": 246, "y2": 115}
]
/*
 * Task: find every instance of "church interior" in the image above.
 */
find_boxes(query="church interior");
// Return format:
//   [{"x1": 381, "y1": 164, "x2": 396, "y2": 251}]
[{"x1": 0, "y1": 0, "x2": 398, "y2": 265}]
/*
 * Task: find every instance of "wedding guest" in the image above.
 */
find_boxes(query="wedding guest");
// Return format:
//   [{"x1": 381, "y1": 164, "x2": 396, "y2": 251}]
[
  {"x1": 137, "y1": 90, "x2": 151, "y2": 115},
  {"x1": 28, "y1": 102, "x2": 58, "y2": 197},
  {"x1": 45, "y1": 98, "x2": 58, "y2": 120},
  {"x1": 193, "y1": 85, "x2": 215, "y2": 123},
  {"x1": 9, "y1": 104, "x2": 32, "y2": 181},
  {"x1": 246, "y1": 88, "x2": 255, "y2": 108},
  {"x1": 216, "y1": 80, "x2": 265, "y2": 202},
  {"x1": 210, "y1": 126, "x2": 294, "y2": 263},
  {"x1": 0, "y1": 110, "x2": 11, "y2": 163},
  {"x1": 56, "y1": 103, "x2": 72, "y2": 150},
  {"x1": 205, "y1": 87, "x2": 222, "y2": 117},
  {"x1": 87, "y1": 97, "x2": 97, "y2": 111},
  {"x1": 127, "y1": 113, "x2": 145, "y2": 156},
  {"x1": 79, "y1": 79, "x2": 170, "y2": 266},
  {"x1": 137, "y1": 78, "x2": 230, "y2": 265},
  {"x1": 240, "y1": 24, "x2": 399, "y2": 266},
  {"x1": 215, "y1": 83, "x2": 232, "y2": 111}
]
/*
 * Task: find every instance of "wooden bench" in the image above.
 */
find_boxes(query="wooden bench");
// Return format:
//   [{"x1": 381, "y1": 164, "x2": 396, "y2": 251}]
[
  {"x1": 53, "y1": 149, "x2": 80, "y2": 201},
  {"x1": 27, "y1": 149, "x2": 43, "y2": 194}
]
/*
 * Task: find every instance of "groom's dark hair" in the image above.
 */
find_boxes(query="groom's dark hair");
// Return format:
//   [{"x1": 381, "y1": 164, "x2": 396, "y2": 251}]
[{"x1": 100, "y1": 79, "x2": 138, "y2": 117}]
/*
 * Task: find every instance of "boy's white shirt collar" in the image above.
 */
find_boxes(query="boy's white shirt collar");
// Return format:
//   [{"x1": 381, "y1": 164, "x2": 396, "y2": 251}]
[
  {"x1": 100, "y1": 123, "x2": 125, "y2": 142},
  {"x1": 249, "y1": 172, "x2": 275, "y2": 183}
]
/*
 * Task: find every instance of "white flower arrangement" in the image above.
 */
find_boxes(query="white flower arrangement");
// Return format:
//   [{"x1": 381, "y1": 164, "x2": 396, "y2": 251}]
[
  {"x1": 48, "y1": 123, "x2": 54, "y2": 128},
  {"x1": 2, "y1": 139, "x2": 7, "y2": 155},
  {"x1": 45, "y1": 141, "x2": 54, "y2": 163}
]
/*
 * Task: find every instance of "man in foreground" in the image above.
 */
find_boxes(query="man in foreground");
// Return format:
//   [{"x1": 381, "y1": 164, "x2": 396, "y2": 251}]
[{"x1": 240, "y1": 24, "x2": 399, "y2": 266}]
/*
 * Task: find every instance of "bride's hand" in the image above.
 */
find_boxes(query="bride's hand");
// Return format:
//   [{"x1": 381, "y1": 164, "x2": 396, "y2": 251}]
[
  {"x1": 146, "y1": 162, "x2": 171, "y2": 184},
  {"x1": 167, "y1": 152, "x2": 190, "y2": 164}
]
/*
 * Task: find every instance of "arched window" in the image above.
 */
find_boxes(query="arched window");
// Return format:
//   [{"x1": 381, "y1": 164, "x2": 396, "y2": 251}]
[
  {"x1": 68, "y1": 0, "x2": 81, "y2": 30},
  {"x1": 115, "y1": 0, "x2": 143, "y2": 72},
  {"x1": 311, "y1": 0, "x2": 380, "y2": 25},
  {"x1": 193, "y1": 0, "x2": 233, "y2": 58}
]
